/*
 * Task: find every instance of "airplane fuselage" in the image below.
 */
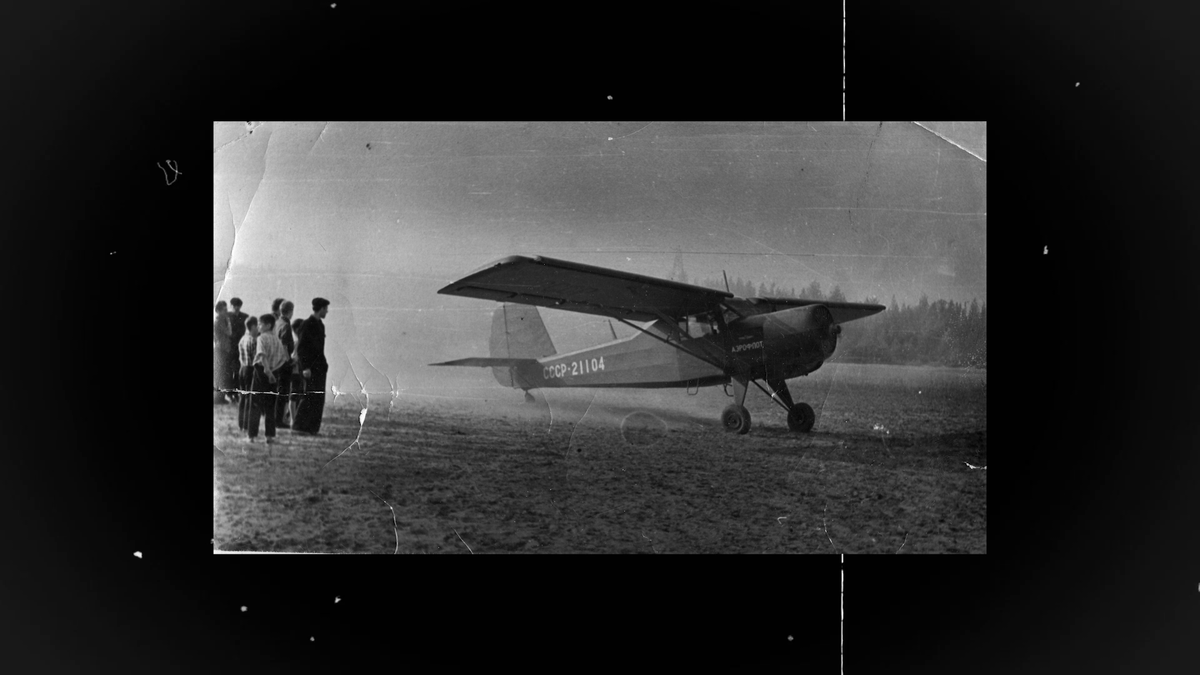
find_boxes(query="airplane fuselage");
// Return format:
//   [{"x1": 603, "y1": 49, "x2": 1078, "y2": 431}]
[
  {"x1": 508, "y1": 303, "x2": 839, "y2": 391},
  {"x1": 432, "y1": 254, "x2": 885, "y2": 434}
]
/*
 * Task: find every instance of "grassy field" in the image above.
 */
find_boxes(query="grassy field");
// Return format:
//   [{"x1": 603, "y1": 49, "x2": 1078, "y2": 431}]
[{"x1": 214, "y1": 363, "x2": 986, "y2": 553}]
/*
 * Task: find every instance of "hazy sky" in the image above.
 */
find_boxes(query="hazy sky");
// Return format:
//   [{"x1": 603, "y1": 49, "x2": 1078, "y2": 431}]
[{"x1": 213, "y1": 121, "x2": 985, "y2": 394}]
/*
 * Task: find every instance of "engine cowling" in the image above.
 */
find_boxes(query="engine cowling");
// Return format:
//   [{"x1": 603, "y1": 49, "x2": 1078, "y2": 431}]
[{"x1": 761, "y1": 305, "x2": 839, "y2": 378}]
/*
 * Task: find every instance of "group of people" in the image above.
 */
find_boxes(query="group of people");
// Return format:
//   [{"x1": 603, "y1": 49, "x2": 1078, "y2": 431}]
[{"x1": 213, "y1": 296, "x2": 330, "y2": 442}]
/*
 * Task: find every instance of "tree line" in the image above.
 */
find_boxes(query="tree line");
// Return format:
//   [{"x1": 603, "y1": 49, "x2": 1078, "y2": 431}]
[
  {"x1": 696, "y1": 276, "x2": 987, "y2": 368},
  {"x1": 696, "y1": 275, "x2": 851, "y2": 303}
]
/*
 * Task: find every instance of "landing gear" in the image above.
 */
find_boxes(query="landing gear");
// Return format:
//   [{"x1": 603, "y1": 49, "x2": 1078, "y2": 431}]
[
  {"x1": 721, "y1": 376, "x2": 752, "y2": 434},
  {"x1": 523, "y1": 390, "x2": 536, "y2": 404},
  {"x1": 765, "y1": 378, "x2": 815, "y2": 434},
  {"x1": 787, "y1": 402, "x2": 815, "y2": 432},
  {"x1": 720, "y1": 375, "x2": 816, "y2": 434},
  {"x1": 722, "y1": 404, "x2": 752, "y2": 434}
]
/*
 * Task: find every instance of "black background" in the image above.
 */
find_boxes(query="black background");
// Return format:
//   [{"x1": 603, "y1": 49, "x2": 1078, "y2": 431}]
[{"x1": 5, "y1": 1, "x2": 1198, "y2": 672}]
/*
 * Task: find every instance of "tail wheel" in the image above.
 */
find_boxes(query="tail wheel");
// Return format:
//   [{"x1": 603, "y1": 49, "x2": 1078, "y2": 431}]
[
  {"x1": 787, "y1": 402, "x2": 815, "y2": 432},
  {"x1": 721, "y1": 404, "x2": 752, "y2": 435}
]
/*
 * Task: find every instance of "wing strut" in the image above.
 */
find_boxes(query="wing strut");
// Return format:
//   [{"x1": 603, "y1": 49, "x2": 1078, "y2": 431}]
[
  {"x1": 752, "y1": 379, "x2": 795, "y2": 414},
  {"x1": 613, "y1": 317, "x2": 728, "y2": 371}
]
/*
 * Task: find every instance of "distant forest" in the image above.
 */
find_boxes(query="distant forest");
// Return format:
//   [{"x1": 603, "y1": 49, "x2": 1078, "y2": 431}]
[{"x1": 695, "y1": 275, "x2": 987, "y2": 369}]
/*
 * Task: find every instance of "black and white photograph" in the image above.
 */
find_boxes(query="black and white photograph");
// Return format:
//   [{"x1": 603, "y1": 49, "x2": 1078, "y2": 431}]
[
  {"x1": 16, "y1": 1, "x2": 1200, "y2": 671},
  {"x1": 212, "y1": 121, "x2": 987, "y2": 554}
]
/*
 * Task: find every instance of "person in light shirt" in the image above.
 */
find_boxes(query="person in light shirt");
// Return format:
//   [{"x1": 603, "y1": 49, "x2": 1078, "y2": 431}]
[
  {"x1": 237, "y1": 316, "x2": 259, "y2": 431},
  {"x1": 248, "y1": 314, "x2": 289, "y2": 444}
]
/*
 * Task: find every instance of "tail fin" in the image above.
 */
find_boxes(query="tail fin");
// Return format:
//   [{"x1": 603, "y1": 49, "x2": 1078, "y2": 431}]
[{"x1": 489, "y1": 304, "x2": 555, "y2": 387}]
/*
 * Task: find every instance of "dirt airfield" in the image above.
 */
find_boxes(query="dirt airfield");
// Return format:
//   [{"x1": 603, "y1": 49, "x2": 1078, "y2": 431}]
[{"x1": 213, "y1": 363, "x2": 986, "y2": 554}]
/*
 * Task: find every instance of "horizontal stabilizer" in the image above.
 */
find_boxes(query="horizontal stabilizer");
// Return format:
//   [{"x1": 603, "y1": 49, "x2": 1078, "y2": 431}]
[{"x1": 429, "y1": 357, "x2": 539, "y2": 368}]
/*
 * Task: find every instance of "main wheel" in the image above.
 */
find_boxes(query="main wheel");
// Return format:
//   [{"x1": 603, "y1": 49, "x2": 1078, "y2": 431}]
[
  {"x1": 721, "y1": 404, "x2": 752, "y2": 435},
  {"x1": 787, "y1": 402, "x2": 815, "y2": 432}
]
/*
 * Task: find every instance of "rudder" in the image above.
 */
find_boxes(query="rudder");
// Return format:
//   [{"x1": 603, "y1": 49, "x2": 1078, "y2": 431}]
[{"x1": 489, "y1": 304, "x2": 556, "y2": 387}]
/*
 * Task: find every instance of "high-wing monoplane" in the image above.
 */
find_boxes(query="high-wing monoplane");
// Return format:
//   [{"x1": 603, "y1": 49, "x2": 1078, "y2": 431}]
[{"x1": 431, "y1": 255, "x2": 885, "y2": 435}]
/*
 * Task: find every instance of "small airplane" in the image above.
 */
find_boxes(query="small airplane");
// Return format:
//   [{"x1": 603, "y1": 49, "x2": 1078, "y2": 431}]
[{"x1": 431, "y1": 255, "x2": 885, "y2": 435}]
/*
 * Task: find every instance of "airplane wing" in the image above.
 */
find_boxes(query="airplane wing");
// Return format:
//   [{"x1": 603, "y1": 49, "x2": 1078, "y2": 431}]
[
  {"x1": 437, "y1": 255, "x2": 733, "y2": 322},
  {"x1": 759, "y1": 297, "x2": 886, "y2": 324}
]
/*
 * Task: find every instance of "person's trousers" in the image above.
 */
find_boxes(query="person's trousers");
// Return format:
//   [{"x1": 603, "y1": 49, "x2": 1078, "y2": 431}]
[
  {"x1": 214, "y1": 347, "x2": 229, "y2": 401},
  {"x1": 292, "y1": 365, "x2": 326, "y2": 434},
  {"x1": 288, "y1": 373, "x2": 306, "y2": 428},
  {"x1": 227, "y1": 349, "x2": 241, "y2": 401},
  {"x1": 274, "y1": 365, "x2": 292, "y2": 428},
  {"x1": 247, "y1": 366, "x2": 278, "y2": 439},
  {"x1": 238, "y1": 365, "x2": 254, "y2": 430}
]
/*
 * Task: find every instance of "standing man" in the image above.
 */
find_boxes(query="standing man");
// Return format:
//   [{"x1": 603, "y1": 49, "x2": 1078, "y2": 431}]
[
  {"x1": 213, "y1": 300, "x2": 232, "y2": 403},
  {"x1": 249, "y1": 314, "x2": 288, "y2": 445},
  {"x1": 274, "y1": 300, "x2": 296, "y2": 428},
  {"x1": 227, "y1": 298, "x2": 248, "y2": 403},
  {"x1": 292, "y1": 297, "x2": 330, "y2": 435}
]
